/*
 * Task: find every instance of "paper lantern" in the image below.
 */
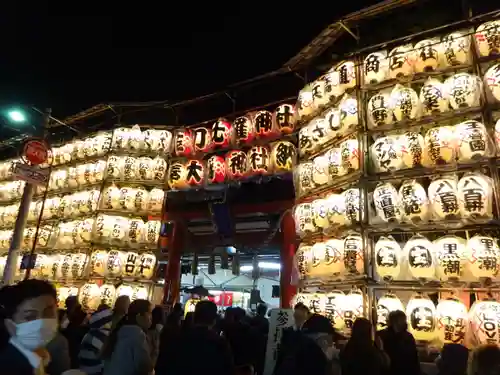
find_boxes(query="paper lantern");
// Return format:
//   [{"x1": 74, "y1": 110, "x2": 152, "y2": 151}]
[
  {"x1": 117, "y1": 187, "x2": 136, "y2": 211},
  {"x1": 390, "y1": 85, "x2": 420, "y2": 121},
  {"x1": 323, "y1": 68, "x2": 344, "y2": 99},
  {"x1": 468, "y1": 299, "x2": 500, "y2": 346},
  {"x1": 49, "y1": 254, "x2": 61, "y2": 280},
  {"x1": 364, "y1": 51, "x2": 389, "y2": 85},
  {"x1": 225, "y1": 150, "x2": 248, "y2": 180},
  {"x1": 147, "y1": 188, "x2": 165, "y2": 212},
  {"x1": 298, "y1": 126, "x2": 314, "y2": 156},
  {"x1": 445, "y1": 73, "x2": 480, "y2": 109},
  {"x1": 311, "y1": 199, "x2": 328, "y2": 231},
  {"x1": 131, "y1": 285, "x2": 148, "y2": 301},
  {"x1": 456, "y1": 120, "x2": 489, "y2": 161},
  {"x1": 467, "y1": 235, "x2": 500, "y2": 279},
  {"x1": 308, "y1": 117, "x2": 329, "y2": 148},
  {"x1": 377, "y1": 293, "x2": 405, "y2": 330},
  {"x1": 336, "y1": 60, "x2": 356, "y2": 90},
  {"x1": 174, "y1": 129, "x2": 194, "y2": 157},
  {"x1": 116, "y1": 285, "x2": 134, "y2": 299},
  {"x1": 420, "y1": 78, "x2": 450, "y2": 115},
  {"x1": 343, "y1": 232, "x2": 364, "y2": 275},
  {"x1": 343, "y1": 290, "x2": 364, "y2": 334},
  {"x1": 414, "y1": 38, "x2": 441, "y2": 73},
  {"x1": 424, "y1": 126, "x2": 456, "y2": 166},
  {"x1": 127, "y1": 218, "x2": 145, "y2": 247},
  {"x1": 339, "y1": 94, "x2": 358, "y2": 129},
  {"x1": 323, "y1": 239, "x2": 344, "y2": 276},
  {"x1": 371, "y1": 135, "x2": 404, "y2": 172},
  {"x1": 270, "y1": 141, "x2": 296, "y2": 173},
  {"x1": 151, "y1": 156, "x2": 168, "y2": 182},
  {"x1": 344, "y1": 188, "x2": 362, "y2": 225},
  {"x1": 388, "y1": 44, "x2": 414, "y2": 78},
  {"x1": 79, "y1": 283, "x2": 101, "y2": 311},
  {"x1": 496, "y1": 119, "x2": 500, "y2": 152},
  {"x1": 70, "y1": 253, "x2": 88, "y2": 279},
  {"x1": 31, "y1": 254, "x2": 49, "y2": 279},
  {"x1": 143, "y1": 220, "x2": 160, "y2": 246},
  {"x1": 122, "y1": 156, "x2": 140, "y2": 181},
  {"x1": 124, "y1": 251, "x2": 139, "y2": 277},
  {"x1": 233, "y1": 115, "x2": 255, "y2": 146},
  {"x1": 207, "y1": 155, "x2": 226, "y2": 184},
  {"x1": 136, "y1": 157, "x2": 153, "y2": 181},
  {"x1": 253, "y1": 111, "x2": 274, "y2": 139},
  {"x1": 100, "y1": 284, "x2": 117, "y2": 307},
  {"x1": 273, "y1": 104, "x2": 295, "y2": 134},
  {"x1": 323, "y1": 107, "x2": 342, "y2": 136},
  {"x1": 309, "y1": 242, "x2": 327, "y2": 278},
  {"x1": 325, "y1": 193, "x2": 347, "y2": 227},
  {"x1": 295, "y1": 244, "x2": 312, "y2": 280},
  {"x1": 373, "y1": 182, "x2": 402, "y2": 223},
  {"x1": 428, "y1": 176, "x2": 459, "y2": 219},
  {"x1": 297, "y1": 85, "x2": 314, "y2": 119},
  {"x1": 167, "y1": 162, "x2": 187, "y2": 190},
  {"x1": 57, "y1": 254, "x2": 74, "y2": 279},
  {"x1": 90, "y1": 250, "x2": 108, "y2": 277},
  {"x1": 307, "y1": 293, "x2": 326, "y2": 315},
  {"x1": 405, "y1": 235, "x2": 436, "y2": 279},
  {"x1": 324, "y1": 291, "x2": 346, "y2": 330},
  {"x1": 435, "y1": 235, "x2": 467, "y2": 280},
  {"x1": 293, "y1": 203, "x2": 316, "y2": 236},
  {"x1": 105, "y1": 250, "x2": 125, "y2": 277},
  {"x1": 211, "y1": 119, "x2": 232, "y2": 148},
  {"x1": 143, "y1": 129, "x2": 172, "y2": 154},
  {"x1": 475, "y1": 20, "x2": 500, "y2": 57},
  {"x1": 368, "y1": 91, "x2": 393, "y2": 127},
  {"x1": 193, "y1": 127, "x2": 212, "y2": 153},
  {"x1": 485, "y1": 63, "x2": 500, "y2": 102},
  {"x1": 399, "y1": 180, "x2": 429, "y2": 222},
  {"x1": 442, "y1": 31, "x2": 471, "y2": 66},
  {"x1": 135, "y1": 252, "x2": 156, "y2": 280},
  {"x1": 406, "y1": 294, "x2": 437, "y2": 342},
  {"x1": 184, "y1": 160, "x2": 205, "y2": 187},
  {"x1": 458, "y1": 172, "x2": 492, "y2": 219},
  {"x1": 311, "y1": 77, "x2": 328, "y2": 109},
  {"x1": 340, "y1": 139, "x2": 359, "y2": 172},
  {"x1": 312, "y1": 155, "x2": 329, "y2": 187},
  {"x1": 436, "y1": 298, "x2": 468, "y2": 345},
  {"x1": 247, "y1": 146, "x2": 270, "y2": 176},
  {"x1": 56, "y1": 287, "x2": 71, "y2": 309},
  {"x1": 375, "y1": 236, "x2": 402, "y2": 280}
]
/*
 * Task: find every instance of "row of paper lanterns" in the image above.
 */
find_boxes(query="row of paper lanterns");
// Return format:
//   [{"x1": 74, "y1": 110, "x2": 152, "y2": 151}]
[{"x1": 167, "y1": 142, "x2": 296, "y2": 189}]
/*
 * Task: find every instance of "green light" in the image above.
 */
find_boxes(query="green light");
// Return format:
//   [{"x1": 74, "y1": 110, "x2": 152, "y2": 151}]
[{"x1": 7, "y1": 110, "x2": 26, "y2": 123}]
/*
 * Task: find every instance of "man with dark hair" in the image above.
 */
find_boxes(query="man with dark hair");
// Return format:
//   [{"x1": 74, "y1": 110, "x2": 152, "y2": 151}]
[
  {"x1": 193, "y1": 300, "x2": 218, "y2": 326},
  {"x1": 293, "y1": 302, "x2": 310, "y2": 331},
  {"x1": 252, "y1": 303, "x2": 269, "y2": 335}
]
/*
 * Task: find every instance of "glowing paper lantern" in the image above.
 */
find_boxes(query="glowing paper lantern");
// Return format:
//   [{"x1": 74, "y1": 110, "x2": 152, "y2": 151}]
[
  {"x1": 325, "y1": 193, "x2": 347, "y2": 227},
  {"x1": 368, "y1": 91, "x2": 393, "y2": 127},
  {"x1": 137, "y1": 157, "x2": 153, "y2": 181},
  {"x1": 56, "y1": 287, "x2": 71, "y2": 309},
  {"x1": 309, "y1": 242, "x2": 327, "y2": 278},
  {"x1": 293, "y1": 203, "x2": 316, "y2": 236},
  {"x1": 458, "y1": 172, "x2": 492, "y2": 219},
  {"x1": 370, "y1": 135, "x2": 404, "y2": 172},
  {"x1": 468, "y1": 299, "x2": 500, "y2": 346},
  {"x1": 324, "y1": 291, "x2": 346, "y2": 330},
  {"x1": 151, "y1": 156, "x2": 168, "y2": 182},
  {"x1": 247, "y1": 146, "x2": 270, "y2": 176},
  {"x1": 377, "y1": 293, "x2": 404, "y2": 330},
  {"x1": 401, "y1": 131, "x2": 425, "y2": 169},
  {"x1": 388, "y1": 44, "x2": 414, "y2": 79},
  {"x1": 405, "y1": 235, "x2": 436, "y2": 280},
  {"x1": 436, "y1": 298, "x2": 468, "y2": 345},
  {"x1": 173, "y1": 129, "x2": 194, "y2": 157},
  {"x1": 343, "y1": 232, "x2": 364, "y2": 275},
  {"x1": 336, "y1": 60, "x2": 356, "y2": 90},
  {"x1": 127, "y1": 218, "x2": 145, "y2": 247},
  {"x1": 121, "y1": 156, "x2": 139, "y2": 181},
  {"x1": 364, "y1": 51, "x2": 389, "y2": 85},
  {"x1": 105, "y1": 250, "x2": 125, "y2": 278},
  {"x1": 343, "y1": 290, "x2": 364, "y2": 334},
  {"x1": 79, "y1": 283, "x2": 101, "y2": 311},
  {"x1": 466, "y1": 235, "x2": 500, "y2": 279},
  {"x1": 298, "y1": 126, "x2": 314, "y2": 156},
  {"x1": 273, "y1": 104, "x2": 295, "y2": 134},
  {"x1": 147, "y1": 188, "x2": 164, "y2": 212},
  {"x1": 294, "y1": 244, "x2": 312, "y2": 280},
  {"x1": 193, "y1": 127, "x2": 212, "y2": 153},
  {"x1": 253, "y1": 110, "x2": 275, "y2": 139},
  {"x1": 57, "y1": 254, "x2": 74, "y2": 279},
  {"x1": 312, "y1": 199, "x2": 329, "y2": 230},
  {"x1": 323, "y1": 107, "x2": 341, "y2": 135},
  {"x1": 124, "y1": 251, "x2": 139, "y2": 277},
  {"x1": 211, "y1": 119, "x2": 232, "y2": 148},
  {"x1": 445, "y1": 73, "x2": 480, "y2": 109},
  {"x1": 390, "y1": 84, "x2": 420, "y2": 121},
  {"x1": 100, "y1": 284, "x2": 117, "y2": 307},
  {"x1": 406, "y1": 295, "x2": 437, "y2": 342},
  {"x1": 311, "y1": 77, "x2": 328, "y2": 110},
  {"x1": 70, "y1": 252, "x2": 88, "y2": 279},
  {"x1": 442, "y1": 31, "x2": 471, "y2": 66},
  {"x1": 373, "y1": 182, "x2": 402, "y2": 223},
  {"x1": 323, "y1": 68, "x2": 344, "y2": 99},
  {"x1": 207, "y1": 155, "x2": 226, "y2": 185},
  {"x1": 420, "y1": 77, "x2": 449, "y2": 115},
  {"x1": 312, "y1": 154, "x2": 329, "y2": 187},
  {"x1": 475, "y1": 20, "x2": 500, "y2": 57},
  {"x1": 297, "y1": 85, "x2": 314, "y2": 119},
  {"x1": 143, "y1": 129, "x2": 172, "y2": 154},
  {"x1": 135, "y1": 252, "x2": 156, "y2": 280},
  {"x1": 323, "y1": 239, "x2": 344, "y2": 276},
  {"x1": 399, "y1": 180, "x2": 429, "y2": 222},
  {"x1": 184, "y1": 160, "x2": 205, "y2": 187},
  {"x1": 339, "y1": 94, "x2": 358, "y2": 129},
  {"x1": 424, "y1": 126, "x2": 456, "y2": 166},
  {"x1": 428, "y1": 176, "x2": 459, "y2": 220},
  {"x1": 131, "y1": 285, "x2": 148, "y2": 301},
  {"x1": 225, "y1": 150, "x2": 247, "y2": 180},
  {"x1": 143, "y1": 220, "x2": 161, "y2": 246},
  {"x1": 232, "y1": 115, "x2": 255, "y2": 146},
  {"x1": 340, "y1": 138, "x2": 359, "y2": 172},
  {"x1": 343, "y1": 188, "x2": 362, "y2": 225},
  {"x1": 167, "y1": 162, "x2": 187, "y2": 190},
  {"x1": 374, "y1": 236, "x2": 402, "y2": 280},
  {"x1": 485, "y1": 63, "x2": 500, "y2": 103},
  {"x1": 270, "y1": 141, "x2": 296, "y2": 173},
  {"x1": 434, "y1": 235, "x2": 467, "y2": 281},
  {"x1": 414, "y1": 38, "x2": 441, "y2": 73},
  {"x1": 456, "y1": 120, "x2": 489, "y2": 161},
  {"x1": 116, "y1": 285, "x2": 134, "y2": 299}
]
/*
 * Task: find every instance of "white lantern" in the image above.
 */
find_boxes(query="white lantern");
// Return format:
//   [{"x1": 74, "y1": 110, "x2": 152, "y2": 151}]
[
  {"x1": 424, "y1": 126, "x2": 456, "y2": 166},
  {"x1": 143, "y1": 220, "x2": 160, "y2": 246},
  {"x1": 312, "y1": 199, "x2": 329, "y2": 230},
  {"x1": 441, "y1": 31, "x2": 471, "y2": 66},
  {"x1": 147, "y1": 188, "x2": 164, "y2": 212},
  {"x1": 90, "y1": 250, "x2": 108, "y2": 277},
  {"x1": 116, "y1": 284, "x2": 134, "y2": 299},
  {"x1": 105, "y1": 250, "x2": 126, "y2": 278},
  {"x1": 151, "y1": 156, "x2": 168, "y2": 182},
  {"x1": 420, "y1": 78, "x2": 449, "y2": 115},
  {"x1": 343, "y1": 232, "x2": 364, "y2": 275},
  {"x1": 367, "y1": 91, "x2": 393, "y2": 127},
  {"x1": 79, "y1": 283, "x2": 101, "y2": 311},
  {"x1": 57, "y1": 254, "x2": 74, "y2": 279},
  {"x1": 308, "y1": 118, "x2": 328, "y2": 149},
  {"x1": 324, "y1": 291, "x2": 346, "y2": 331},
  {"x1": 135, "y1": 252, "x2": 156, "y2": 280},
  {"x1": 100, "y1": 284, "x2": 117, "y2": 307},
  {"x1": 323, "y1": 238, "x2": 344, "y2": 276},
  {"x1": 295, "y1": 244, "x2": 312, "y2": 280},
  {"x1": 456, "y1": 120, "x2": 490, "y2": 161},
  {"x1": 428, "y1": 176, "x2": 459, "y2": 219},
  {"x1": 466, "y1": 235, "x2": 500, "y2": 279},
  {"x1": 307, "y1": 293, "x2": 326, "y2": 315},
  {"x1": 406, "y1": 294, "x2": 437, "y2": 342},
  {"x1": 127, "y1": 218, "x2": 145, "y2": 247},
  {"x1": 484, "y1": 63, "x2": 500, "y2": 102},
  {"x1": 144, "y1": 129, "x2": 172, "y2": 154},
  {"x1": 294, "y1": 162, "x2": 314, "y2": 196},
  {"x1": 390, "y1": 85, "x2": 420, "y2": 122},
  {"x1": 339, "y1": 94, "x2": 358, "y2": 130},
  {"x1": 374, "y1": 236, "x2": 402, "y2": 280},
  {"x1": 364, "y1": 51, "x2": 389, "y2": 85},
  {"x1": 458, "y1": 172, "x2": 492, "y2": 219},
  {"x1": 336, "y1": 60, "x2": 356, "y2": 90},
  {"x1": 405, "y1": 235, "x2": 436, "y2": 280},
  {"x1": 399, "y1": 180, "x2": 429, "y2": 223},
  {"x1": 31, "y1": 254, "x2": 50, "y2": 279},
  {"x1": 373, "y1": 182, "x2": 402, "y2": 223},
  {"x1": 122, "y1": 156, "x2": 139, "y2": 181},
  {"x1": 371, "y1": 135, "x2": 405, "y2": 172},
  {"x1": 293, "y1": 203, "x2": 316, "y2": 237},
  {"x1": 311, "y1": 78, "x2": 328, "y2": 109},
  {"x1": 434, "y1": 235, "x2": 467, "y2": 281},
  {"x1": 323, "y1": 68, "x2": 344, "y2": 99},
  {"x1": 343, "y1": 290, "x2": 364, "y2": 335},
  {"x1": 70, "y1": 252, "x2": 88, "y2": 279},
  {"x1": 445, "y1": 73, "x2": 480, "y2": 109},
  {"x1": 388, "y1": 45, "x2": 414, "y2": 79},
  {"x1": 340, "y1": 139, "x2": 359, "y2": 172},
  {"x1": 436, "y1": 298, "x2": 468, "y2": 345},
  {"x1": 124, "y1": 251, "x2": 139, "y2": 277},
  {"x1": 415, "y1": 38, "x2": 441, "y2": 73},
  {"x1": 298, "y1": 127, "x2": 314, "y2": 157},
  {"x1": 325, "y1": 193, "x2": 347, "y2": 227},
  {"x1": 131, "y1": 285, "x2": 149, "y2": 301},
  {"x1": 343, "y1": 188, "x2": 362, "y2": 225},
  {"x1": 137, "y1": 157, "x2": 153, "y2": 181},
  {"x1": 297, "y1": 85, "x2": 314, "y2": 119},
  {"x1": 468, "y1": 299, "x2": 500, "y2": 346},
  {"x1": 326, "y1": 147, "x2": 346, "y2": 178},
  {"x1": 106, "y1": 156, "x2": 122, "y2": 179},
  {"x1": 309, "y1": 242, "x2": 327, "y2": 278},
  {"x1": 323, "y1": 107, "x2": 342, "y2": 136},
  {"x1": 49, "y1": 254, "x2": 61, "y2": 280},
  {"x1": 377, "y1": 293, "x2": 405, "y2": 330},
  {"x1": 475, "y1": 20, "x2": 500, "y2": 57},
  {"x1": 312, "y1": 155, "x2": 329, "y2": 187}
]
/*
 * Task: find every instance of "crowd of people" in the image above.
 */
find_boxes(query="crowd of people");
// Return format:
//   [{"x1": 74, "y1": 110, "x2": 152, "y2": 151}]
[{"x1": 0, "y1": 278, "x2": 500, "y2": 375}]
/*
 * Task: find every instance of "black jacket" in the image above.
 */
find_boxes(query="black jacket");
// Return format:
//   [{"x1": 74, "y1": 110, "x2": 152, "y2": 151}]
[
  {"x1": 0, "y1": 342, "x2": 38, "y2": 375},
  {"x1": 378, "y1": 328, "x2": 420, "y2": 375},
  {"x1": 276, "y1": 332, "x2": 329, "y2": 375}
]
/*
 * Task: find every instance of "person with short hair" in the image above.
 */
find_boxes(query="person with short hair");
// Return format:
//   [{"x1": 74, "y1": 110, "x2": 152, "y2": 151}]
[
  {"x1": 111, "y1": 295, "x2": 130, "y2": 330},
  {"x1": 469, "y1": 345, "x2": 500, "y2": 375},
  {"x1": 293, "y1": 302, "x2": 310, "y2": 331}
]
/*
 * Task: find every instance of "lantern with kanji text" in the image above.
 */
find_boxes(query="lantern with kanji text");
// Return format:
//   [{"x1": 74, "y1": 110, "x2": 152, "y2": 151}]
[
  {"x1": 343, "y1": 232, "x2": 364, "y2": 276},
  {"x1": 343, "y1": 290, "x2": 364, "y2": 335},
  {"x1": 458, "y1": 172, "x2": 492, "y2": 219},
  {"x1": 456, "y1": 121, "x2": 490, "y2": 162},
  {"x1": 368, "y1": 90, "x2": 393, "y2": 127},
  {"x1": 167, "y1": 161, "x2": 187, "y2": 190},
  {"x1": 442, "y1": 31, "x2": 471, "y2": 67},
  {"x1": 390, "y1": 84, "x2": 420, "y2": 121},
  {"x1": 174, "y1": 128, "x2": 194, "y2": 157},
  {"x1": 211, "y1": 119, "x2": 232, "y2": 148},
  {"x1": 100, "y1": 284, "x2": 117, "y2": 307},
  {"x1": 105, "y1": 249, "x2": 126, "y2": 278},
  {"x1": 207, "y1": 155, "x2": 226, "y2": 185},
  {"x1": 124, "y1": 251, "x2": 139, "y2": 277},
  {"x1": 79, "y1": 283, "x2": 101, "y2": 311},
  {"x1": 293, "y1": 203, "x2": 317, "y2": 237},
  {"x1": 434, "y1": 235, "x2": 467, "y2": 281},
  {"x1": 375, "y1": 236, "x2": 402, "y2": 280},
  {"x1": 468, "y1": 298, "x2": 500, "y2": 346},
  {"x1": 135, "y1": 252, "x2": 156, "y2": 280},
  {"x1": 270, "y1": 141, "x2": 296, "y2": 173},
  {"x1": 414, "y1": 38, "x2": 441, "y2": 73},
  {"x1": 131, "y1": 285, "x2": 149, "y2": 301},
  {"x1": 406, "y1": 293, "x2": 437, "y2": 342},
  {"x1": 420, "y1": 77, "x2": 450, "y2": 115},
  {"x1": 388, "y1": 44, "x2": 414, "y2": 79},
  {"x1": 294, "y1": 243, "x2": 312, "y2": 280},
  {"x1": 184, "y1": 159, "x2": 205, "y2": 187},
  {"x1": 273, "y1": 104, "x2": 296, "y2": 134},
  {"x1": 297, "y1": 85, "x2": 314, "y2": 119},
  {"x1": 377, "y1": 293, "x2": 404, "y2": 330},
  {"x1": 428, "y1": 176, "x2": 460, "y2": 220},
  {"x1": 444, "y1": 73, "x2": 481, "y2": 109},
  {"x1": 373, "y1": 182, "x2": 402, "y2": 223},
  {"x1": 232, "y1": 115, "x2": 255, "y2": 146},
  {"x1": 225, "y1": 150, "x2": 248, "y2": 180},
  {"x1": 253, "y1": 110, "x2": 275, "y2": 140},
  {"x1": 247, "y1": 146, "x2": 270, "y2": 176},
  {"x1": 364, "y1": 51, "x2": 389, "y2": 85},
  {"x1": 404, "y1": 234, "x2": 436, "y2": 280},
  {"x1": 423, "y1": 126, "x2": 456, "y2": 166},
  {"x1": 193, "y1": 127, "x2": 212, "y2": 153},
  {"x1": 485, "y1": 63, "x2": 500, "y2": 102},
  {"x1": 466, "y1": 235, "x2": 500, "y2": 279},
  {"x1": 311, "y1": 77, "x2": 328, "y2": 110},
  {"x1": 436, "y1": 298, "x2": 468, "y2": 345},
  {"x1": 399, "y1": 179, "x2": 429, "y2": 222},
  {"x1": 475, "y1": 20, "x2": 500, "y2": 57}
]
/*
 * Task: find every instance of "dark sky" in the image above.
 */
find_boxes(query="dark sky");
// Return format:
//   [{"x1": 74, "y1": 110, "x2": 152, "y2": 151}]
[{"x1": 0, "y1": 1, "x2": 381, "y2": 119}]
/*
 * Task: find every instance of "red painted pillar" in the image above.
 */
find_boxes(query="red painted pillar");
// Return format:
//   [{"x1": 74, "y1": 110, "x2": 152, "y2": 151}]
[
  {"x1": 280, "y1": 210, "x2": 297, "y2": 308},
  {"x1": 163, "y1": 220, "x2": 183, "y2": 308}
]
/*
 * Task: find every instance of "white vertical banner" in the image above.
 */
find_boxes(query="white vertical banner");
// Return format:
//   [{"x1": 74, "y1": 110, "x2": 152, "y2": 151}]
[{"x1": 263, "y1": 308, "x2": 294, "y2": 375}]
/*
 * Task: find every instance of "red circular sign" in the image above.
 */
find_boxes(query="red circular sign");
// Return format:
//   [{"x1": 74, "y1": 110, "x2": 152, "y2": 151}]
[{"x1": 23, "y1": 139, "x2": 49, "y2": 165}]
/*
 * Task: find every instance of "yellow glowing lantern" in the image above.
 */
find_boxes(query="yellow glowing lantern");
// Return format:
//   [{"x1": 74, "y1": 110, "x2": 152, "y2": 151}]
[
  {"x1": 312, "y1": 154, "x2": 329, "y2": 187},
  {"x1": 444, "y1": 73, "x2": 481, "y2": 109},
  {"x1": 377, "y1": 293, "x2": 405, "y2": 330},
  {"x1": 124, "y1": 251, "x2": 139, "y2": 277},
  {"x1": 121, "y1": 156, "x2": 139, "y2": 181},
  {"x1": 323, "y1": 68, "x2": 344, "y2": 99},
  {"x1": 340, "y1": 138, "x2": 359, "y2": 173},
  {"x1": 324, "y1": 291, "x2": 346, "y2": 330},
  {"x1": 247, "y1": 146, "x2": 270, "y2": 176},
  {"x1": 399, "y1": 179, "x2": 429, "y2": 223},
  {"x1": 49, "y1": 254, "x2": 61, "y2": 280},
  {"x1": 57, "y1": 287, "x2": 72, "y2": 309},
  {"x1": 147, "y1": 188, "x2": 165, "y2": 213},
  {"x1": 143, "y1": 220, "x2": 161, "y2": 246},
  {"x1": 336, "y1": 60, "x2": 356, "y2": 90},
  {"x1": 325, "y1": 193, "x2": 347, "y2": 227},
  {"x1": 367, "y1": 90, "x2": 393, "y2": 127},
  {"x1": 442, "y1": 31, "x2": 471, "y2": 66},
  {"x1": 127, "y1": 218, "x2": 145, "y2": 248},
  {"x1": 100, "y1": 284, "x2": 117, "y2": 307},
  {"x1": 343, "y1": 232, "x2": 364, "y2": 276},
  {"x1": 456, "y1": 121, "x2": 489, "y2": 162},
  {"x1": 404, "y1": 234, "x2": 436, "y2": 280},
  {"x1": 485, "y1": 63, "x2": 500, "y2": 102},
  {"x1": 390, "y1": 84, "x2": 420, "y2": 122},
  {"x1": 297, "y1": 85, "x2": 314, "y2": 119},
  {"x1": 414, "y1": 38, "x2": 441, "y2": 73},
  {"x1": 309, "y1": 242, "x2": 326, "y2": 278},
  {"x1": 420, "y1": 78, "x2": 450, "y2": 115},
  {"x1": 273, "y1": 104, "x2": 296, "y2": 134},
  {"x1": 270, "y1": 141, "x2": 296, "y2": 173},
  {"x1": 90, "y1": 250, "x2": 108, "y2": 277},
  {"x1": 151, "y1": 156, "x2": 168, "y2": 183},
  {"x1": 167, "y1": 161, "x2": 187, "y2": 190},
  {"x1": 143, "y1": 129, "x2": 172, "y2": 154},
  {"x1": 312, "y1": 198, "x2": 329, "y2": 230},
  {"x1": 364, "y1": 51, "x2": 389, "y2": 85},
  {"x1": 57, "y1": 253, "x2": 74, "y2": 279},
  {"x1": 136, "y1": 156, "x2": 153, "y2": 181},
  {"x1": 323, "y1": 238, "x2": 344, "y2": 276},
  {"x1": 475, "y1": 20, "x2": 500, "y2": 57},
  {"x1": 343, "y1": 290, "x2": 364, "y2": 335},
  {"x1": 428, "y1": 176, "x2": 459, "y2": 220},
  {"x1": 293, "y1": 203, "x2": 316, "y2": 237},
  {"x1": 116, "y1": 284, "x2": 134, "y2": 299},
  {"x1": 0, "y1": 255, "x2": 6, "y2": 278},
  {"x1": 434, "y1": 235, "x2": 467, "y2": 281},
  {"x1": 375, "y1": 236, "x2": 402, "y2": 281},
  {"x1": 135, "y1": 252, "x2": 156, "y2": 280},
  {"x1": 79, "y1": 283, "x2": 101, "y2": 311},
  {"x1": 436, "y1": 298, "x2": 468, "y2": 345},
  {"x1": 466, "y1": 235, "x2": 500, "y2": 279},
  {"x1": 131, "y1": 285, "x2": 149, "y2": 301},
  {"x1": 311, "y1": 77, "x2": 328, "y2": 110},
  {"x1": 106, "y1": 250, "x2": 126, "y2": 278},
  {"x1": 406, "y1": 293, "x2": 437, "y2": 342},
  {"x1": 294, "y1": 243, "x2": 312, "y2": 280},
  {"x1": 373, "y1": 182, "x2": 402, "y2": 223},
  {"x1": 388, "y1": 44, "x2": 414, "y2": 79},
  {"x1": 339, "y1": 94, "x2": 358, "y2": 130},
  {"x1": 70, "y1": 252, "x2": 88, "y2": 279}
]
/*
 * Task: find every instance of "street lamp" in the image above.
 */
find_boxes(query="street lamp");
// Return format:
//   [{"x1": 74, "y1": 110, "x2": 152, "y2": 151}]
[{"x1": 7, "y1": 110, "x2": 27, "y2": 123}]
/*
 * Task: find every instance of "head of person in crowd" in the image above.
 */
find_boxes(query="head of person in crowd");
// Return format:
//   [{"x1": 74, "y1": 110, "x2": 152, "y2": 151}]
[
  {"x1": 233, "y1": 307, "x2": 246, "y2": 323},
  {"x1": 469, "y1": 345, "x2": 500, "y2": 375},
  {"x1": 256, "y1": 303, "x2": 267, "y2": 317},
  {"x1": 1, "y1": 279, "x2": 58, "y2": 351},
  {"x1": 151, "y1": 305, "x2": 165, "y2": 331},
  {"x1": 224, "y1": 307, "x2": 236, "y2": 325},
  {"x1": 182, "y1": 312, "x2": 194, "y2": 332},
  {"x1": 193, "y1": 300, "x2": 218, "y2": 329},
  {"x1": 65, "y1": 296, "x2": 79, "y2": 315},
  {"x1": 436, "y1": 343, "x2": 468, "y2": 375},
  {"x1": 387, "y1": 310, "x2": 408, "y2": 333},
  {"x1": 293, "y1": 302, "x2": 310, "y2": 329},
  {"x1": 113, "y1": 295, "x2": 130, "y2": 317},
  {"x1": 347, "y1": 317, "x2": 373, "y2": 347},
  {"x1": 172, "y1": 303, "x2": 183, "y2": 315},
  {"x1": 302, "y1": 313, "x2": 337, "y2": 359}
]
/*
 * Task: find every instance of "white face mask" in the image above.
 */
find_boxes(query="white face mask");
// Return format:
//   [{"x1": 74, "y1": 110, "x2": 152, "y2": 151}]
[{"x1": 15, "y1": 318, "x2": 58, "y2": 350}]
